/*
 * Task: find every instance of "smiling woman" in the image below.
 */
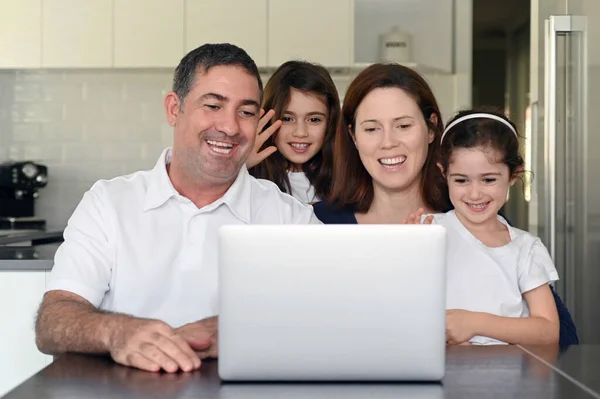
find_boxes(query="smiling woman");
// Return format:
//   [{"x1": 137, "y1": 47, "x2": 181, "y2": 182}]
[{"x1": 313, "y1": 63, "x2": 450, "y2": 224}]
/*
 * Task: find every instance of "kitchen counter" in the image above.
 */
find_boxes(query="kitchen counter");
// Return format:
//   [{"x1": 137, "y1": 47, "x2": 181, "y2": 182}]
[
  {"x1": 0, "y1": 230, "x2": 62, "y2": 270},
  {"x1": 0, "y1": 244, "x2": 58, "y2": 270},
  {"x1": 4, "y1": 345, "x2": 600, "y2": 399}
]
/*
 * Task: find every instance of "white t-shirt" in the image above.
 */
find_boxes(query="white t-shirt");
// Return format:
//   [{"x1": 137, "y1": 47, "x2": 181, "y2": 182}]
[
  {"x1": 47, "y1": 148, "x2": 321, "y2": 328},
  {"x1": 429, "y1": 210, "x2": 559, "y2": 345},
  {"x1": 287, "y1": 171, "x2": 319, "y2": 204}
]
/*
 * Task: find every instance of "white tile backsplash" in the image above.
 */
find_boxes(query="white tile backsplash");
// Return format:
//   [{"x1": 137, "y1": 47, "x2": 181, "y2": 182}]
[{"x1": 0, "y1": 69, "x2": 174, "y2": 230}]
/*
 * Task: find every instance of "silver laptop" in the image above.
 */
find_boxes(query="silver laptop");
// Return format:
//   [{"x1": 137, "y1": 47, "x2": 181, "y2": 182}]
[{"x1": 218, "y1": 224, "x2": 447, "y2": 381}]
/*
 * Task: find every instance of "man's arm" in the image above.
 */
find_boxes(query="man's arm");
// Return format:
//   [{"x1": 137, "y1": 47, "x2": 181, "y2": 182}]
[{"x1": 36, "y1": 290, "x2": 206, "y2": 372}]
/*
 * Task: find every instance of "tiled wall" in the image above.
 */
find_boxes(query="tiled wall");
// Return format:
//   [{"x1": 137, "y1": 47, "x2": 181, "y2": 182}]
[
  {"x1": 0, "y1": 69, "x2": 452, "y2": 230},
  {"x1": 0, "y1": 69, "x2": 175, "y2": 229}
]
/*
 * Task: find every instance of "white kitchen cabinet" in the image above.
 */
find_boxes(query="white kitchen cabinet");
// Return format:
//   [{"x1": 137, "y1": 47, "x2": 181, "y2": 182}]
[
  {"x1": 0, "y1": 271, "x2": 51, "y2": 397},
  {"x1": 185, "y1": 0, "x2": 267, "y2": 67},
  {"x1": 42, "y1": 0, "x2": 113, "y2": 68},
  {"x1": 0, "y1": 0, "x2": 42, "y2": 68},
  {"x1": 268, "y1": 0, "x2": 354, "y2": 67},
  {"x1": 114, "y1": 0, "x2": 184, "y2": 67}
]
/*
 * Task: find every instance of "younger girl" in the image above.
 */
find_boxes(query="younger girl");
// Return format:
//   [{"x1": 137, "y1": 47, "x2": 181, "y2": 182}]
[
  {"x1": 429, "y1": 110, "x2": 559, "y2": 345},
  {"x1": 247, "y1": 61, "x2": 341, "y2": 204}
]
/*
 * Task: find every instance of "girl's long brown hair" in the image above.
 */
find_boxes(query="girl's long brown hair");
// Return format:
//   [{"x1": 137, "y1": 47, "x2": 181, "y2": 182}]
[{"x1": 248, "y1": 61, "x2": 340, "y2": 199}]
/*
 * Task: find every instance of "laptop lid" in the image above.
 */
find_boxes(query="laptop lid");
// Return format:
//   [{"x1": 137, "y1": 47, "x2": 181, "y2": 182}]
[{"x1": 218, "y1": 224, "x2": 447, "y2": 381}]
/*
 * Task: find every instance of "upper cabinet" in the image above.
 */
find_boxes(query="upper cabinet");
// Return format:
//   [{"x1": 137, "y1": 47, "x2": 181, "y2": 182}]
[
  {"x1": 186, "y1": 0, "x2": 268, "y2": 67},
  {"x1": 114, "y1": 0, "x2": 184, "y2": 67},
  {"x1": 42, "y1": 0, "x2": 113, "y2": 68},
  {"x1": 0, "y1": 0, "x2": 42, "y2": 68},
  {"x1": 0, "y1": 0, "x2": 360, "y2": 69},
  {"x1": 268, "y1": 0, "x2": 354, "y2": 67}
]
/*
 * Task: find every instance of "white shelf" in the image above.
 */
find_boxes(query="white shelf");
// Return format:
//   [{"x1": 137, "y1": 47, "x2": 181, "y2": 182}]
[
  {"x1": 258, "y1": 62, "x2": 451, "y2": 78},
  {"x1": 346, "y1": 62, "x2": 451, "y2": 76}
]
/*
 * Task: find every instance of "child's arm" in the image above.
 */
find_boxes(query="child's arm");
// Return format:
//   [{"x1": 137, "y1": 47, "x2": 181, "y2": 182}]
[{"x1": 446, "y1": 284, "x2": 559, "y2": 345}]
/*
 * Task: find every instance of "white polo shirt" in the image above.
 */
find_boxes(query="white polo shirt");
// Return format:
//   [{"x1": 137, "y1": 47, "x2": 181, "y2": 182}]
[{"x1": 47, "y1": 148, "x2": 320, "y2": 327}]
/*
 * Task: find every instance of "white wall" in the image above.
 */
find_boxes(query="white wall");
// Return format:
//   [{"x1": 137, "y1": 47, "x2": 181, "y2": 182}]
[{"x1": 354, "y1": 0, "x2": 453, "y2": 72}]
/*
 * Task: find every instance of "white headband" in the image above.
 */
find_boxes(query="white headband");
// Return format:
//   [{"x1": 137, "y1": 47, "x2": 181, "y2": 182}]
[{"x1": 441, "y1": 113, "x2": 517, "y2": 144}]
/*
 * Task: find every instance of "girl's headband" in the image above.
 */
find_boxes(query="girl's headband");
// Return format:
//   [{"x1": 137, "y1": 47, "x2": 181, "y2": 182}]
[{"x1": 441, "y1": 113, "x2": 517, "y2": 144}]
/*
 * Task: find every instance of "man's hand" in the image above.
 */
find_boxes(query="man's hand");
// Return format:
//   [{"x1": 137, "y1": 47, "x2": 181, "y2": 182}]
[
  {"x1": 246, "y1": 109, "x2": 282, "y2": 169},
  {"x1": 176, "y1": 316, "x2": 218, "y2": 359},
  {"x1": 446, "y1": 309, "x2": 479, "y2": 345},
  {"x1": 107, "y1": 318, "x2": 202, "y2": 373}
]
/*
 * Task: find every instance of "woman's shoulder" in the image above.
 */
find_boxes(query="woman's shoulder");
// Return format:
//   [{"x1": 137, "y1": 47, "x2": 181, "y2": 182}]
[{"x1": 312, "y1": 201, "x2": 357, "y2": 224}]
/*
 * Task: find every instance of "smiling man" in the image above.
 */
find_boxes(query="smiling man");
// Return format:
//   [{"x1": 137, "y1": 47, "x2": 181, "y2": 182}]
[{"x1": 35, "y1": 44, "x2": 319, "y2": 374}]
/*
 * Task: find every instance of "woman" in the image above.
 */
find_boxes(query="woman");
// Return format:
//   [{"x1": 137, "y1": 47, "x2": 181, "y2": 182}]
[
  {"x1": 247, "y1": 60, "x2": 340, "y2": 204},
  {"x1": 313, "y1": 63, "x2": 578, "y2": 346}
]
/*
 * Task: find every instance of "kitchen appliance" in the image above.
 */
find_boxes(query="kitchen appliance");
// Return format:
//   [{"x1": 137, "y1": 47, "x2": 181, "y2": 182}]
[
  {"x1": 0, "y1": 161, "x2": 48, "y2": 231},
  {"x1": 530, "y1": 0, "x2": 600, "y2": 343}
]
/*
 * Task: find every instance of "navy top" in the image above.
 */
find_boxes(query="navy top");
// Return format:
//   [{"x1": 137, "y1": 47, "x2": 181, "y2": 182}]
[{"x1": 313, "y1": 200, "x2": 579, "y2": 347}]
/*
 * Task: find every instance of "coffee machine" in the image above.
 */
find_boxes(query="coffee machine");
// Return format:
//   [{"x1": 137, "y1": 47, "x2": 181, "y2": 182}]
[{"x1": 0, "y1": 161, "x2": 48, "y2": 231}]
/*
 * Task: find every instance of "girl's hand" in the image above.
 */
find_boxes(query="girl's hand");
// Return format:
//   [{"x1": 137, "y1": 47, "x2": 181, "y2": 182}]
[
  {"x1": 446, "y1": 309, "x2": 479, "y2": 345},
  {"x1": 246, "y1": 109, "x2": 283, "y2": 169},
  {"x1": 402, "y1": 208, "x2": 434, "y2": 224}
]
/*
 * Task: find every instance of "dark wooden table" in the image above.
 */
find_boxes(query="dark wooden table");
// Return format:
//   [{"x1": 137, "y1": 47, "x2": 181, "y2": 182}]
[{"x1": 3, "y1": 345, "x2": 600, "y2": 399}]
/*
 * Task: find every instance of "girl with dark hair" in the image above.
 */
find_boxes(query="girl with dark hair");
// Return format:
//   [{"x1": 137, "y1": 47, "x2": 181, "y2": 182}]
[
  {"x1": 423, "y1": 110, "x2": 560, "y2": 346},
  {"x1": 247, "y1": 60, "x2": 340, "y2": 204}
]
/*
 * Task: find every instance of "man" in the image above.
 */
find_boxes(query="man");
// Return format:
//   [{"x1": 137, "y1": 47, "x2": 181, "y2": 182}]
[{"x1": 35, "y1": 43, "x2": 319, "y2": 373}]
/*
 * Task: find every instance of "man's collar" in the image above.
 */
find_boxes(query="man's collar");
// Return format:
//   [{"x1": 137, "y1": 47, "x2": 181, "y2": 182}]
[
  {"x1": 143, "y1": 148, "x2": 179, "y2": 211},
  {"x1": 218, "y1": 165, "x2": 252, "y2": 223},
  {"x1": 143, "y1": 148, "x2": 252, "y2": 223}
]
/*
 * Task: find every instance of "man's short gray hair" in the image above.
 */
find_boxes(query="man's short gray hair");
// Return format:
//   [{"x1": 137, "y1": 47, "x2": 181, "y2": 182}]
[{"x1": 172, "y1": 43, "x2": 263, "y2": 109}]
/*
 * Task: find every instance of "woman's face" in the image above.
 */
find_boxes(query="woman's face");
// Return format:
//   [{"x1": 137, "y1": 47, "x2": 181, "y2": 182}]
[
  {"x1": 274, "y1": 89, "x2": 329, "y2": 172},
  {"x1": 353, "y1": 87, "x2": 434, "y2": 193}
]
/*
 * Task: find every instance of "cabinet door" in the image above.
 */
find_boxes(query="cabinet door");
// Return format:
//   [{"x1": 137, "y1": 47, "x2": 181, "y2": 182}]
[
  {"x1": 42, "y1": 0, "x2": 113, "y2": 68},
  {"x1": 114, "y1": 0, "x2": 184, "y2": 67},
  {"x1": 268, "y1": 0, "x2": 353, "y2": 67},
  {"x1": 0, "y1": 271, "x2": 51, "y2": 397},
  {"x1": 185, "y1": 0, "x2": 267, "y2": 67},
  {"x1": 0, "y1": 0, "x2": 42, "y2": 68}
]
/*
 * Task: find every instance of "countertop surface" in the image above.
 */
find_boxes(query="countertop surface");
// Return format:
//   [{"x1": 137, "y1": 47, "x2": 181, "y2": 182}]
[
  {"x1": 4, "y1": 345, "x2": 600, "y2": 399},
  {"x1": 0, "y1": 230, "x2": 62, "y2": 270},
  {"x1": 0, "y1": 244, "x2": 58, "y2": 270}
]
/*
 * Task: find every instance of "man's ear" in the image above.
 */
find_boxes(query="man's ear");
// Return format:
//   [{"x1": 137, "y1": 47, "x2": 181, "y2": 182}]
[
  {"x1": 428, "y1": 113, "x2": 439, "y2": 144},
  {"x1": 164, "y1": 91, "x2": 181, "y2": 127}
]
